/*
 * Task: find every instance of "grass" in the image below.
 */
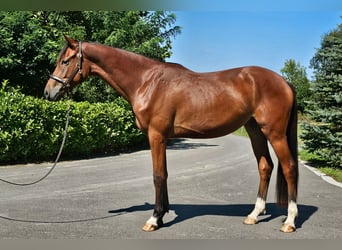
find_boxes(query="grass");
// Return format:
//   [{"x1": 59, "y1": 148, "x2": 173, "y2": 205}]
[
  {"x1": 299, "y1": 149, "x2": 342, "y2": 183},
  {"x1": 319, "y1": 168, "x2": 342, "y2": 183},
  {"x1": 233, "y1": 126, "x2": 249, "y2": 137}
]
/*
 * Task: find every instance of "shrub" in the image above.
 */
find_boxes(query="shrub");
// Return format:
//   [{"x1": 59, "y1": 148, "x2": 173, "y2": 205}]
[{"x1": 0, "y1": 80, "x2": 146, "y2": 164}]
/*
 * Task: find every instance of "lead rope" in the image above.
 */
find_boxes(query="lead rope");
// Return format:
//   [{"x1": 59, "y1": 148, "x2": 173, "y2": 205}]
[{"x1": 0, "y1": 100, "x2": 72, "y2": 186}]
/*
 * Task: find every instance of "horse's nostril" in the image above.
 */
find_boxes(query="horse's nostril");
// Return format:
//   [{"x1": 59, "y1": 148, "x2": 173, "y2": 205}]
[{"x1": 44, "y1": 90, "x2": 49, "y2": 100}]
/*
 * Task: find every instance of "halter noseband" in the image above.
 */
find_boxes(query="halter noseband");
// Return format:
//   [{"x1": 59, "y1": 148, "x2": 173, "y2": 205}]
[{"x1": 49, "y1": 41, "x2": 83, "y2": 93}]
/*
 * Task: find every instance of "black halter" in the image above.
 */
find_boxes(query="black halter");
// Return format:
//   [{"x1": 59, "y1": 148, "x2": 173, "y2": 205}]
[{"x1": 49, "y1": 41, "x2": 83, "y2": 93}]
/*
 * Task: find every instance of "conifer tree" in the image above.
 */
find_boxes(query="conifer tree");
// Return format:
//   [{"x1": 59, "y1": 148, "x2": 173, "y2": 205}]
[{"x1": 301, "y1": 22, "x2": 342, "y2": 168}]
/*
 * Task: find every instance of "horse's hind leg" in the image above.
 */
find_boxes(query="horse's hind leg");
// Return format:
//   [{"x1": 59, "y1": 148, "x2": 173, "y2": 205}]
[
  {"x1": 258, "y1": 112, "x2": 298, "y2": 233},
  {"x1": 243, "y1": 118, "x2": 274, "y2": 225},
  {"x1": 266, "y1": 134, "x2": 298, "y2": 232}
]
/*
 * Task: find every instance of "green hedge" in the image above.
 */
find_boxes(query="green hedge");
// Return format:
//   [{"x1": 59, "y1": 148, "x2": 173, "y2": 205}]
[{"x1": 0, "y1": 80, "x2": 146, "y2": 164}]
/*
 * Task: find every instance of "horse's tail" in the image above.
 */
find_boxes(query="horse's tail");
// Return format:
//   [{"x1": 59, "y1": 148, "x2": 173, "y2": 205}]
[{"x1": 276, "y1": 83, "x2": 298, "y2": 207}]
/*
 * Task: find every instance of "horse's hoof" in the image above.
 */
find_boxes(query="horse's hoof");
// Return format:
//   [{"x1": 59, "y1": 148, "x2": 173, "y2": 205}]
[
  {"x1": 142, "y1": 223, "x2": 159, "y2": 232},
  {"x1": 280, "y1": 223, "x2": 296, "y2": 233},
  {"x1": 243, "y1": 216, "x2": 257, "y2": 225}
]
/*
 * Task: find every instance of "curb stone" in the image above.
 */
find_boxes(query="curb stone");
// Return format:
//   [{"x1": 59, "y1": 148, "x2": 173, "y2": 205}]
[{"x1": 300, "y1": 160, "x2": 342, "y2": 188}]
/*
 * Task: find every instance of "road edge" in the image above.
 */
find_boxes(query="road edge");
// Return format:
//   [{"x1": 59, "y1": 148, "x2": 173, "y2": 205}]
[{"x1": 300, "y1": 160, "x2": 342, "y2": 188}]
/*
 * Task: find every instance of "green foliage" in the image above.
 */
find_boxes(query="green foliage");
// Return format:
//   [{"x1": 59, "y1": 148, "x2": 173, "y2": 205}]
[
  {"x1": 0, "y1": 11, "x2": 180, "y2": 163},
  {"x1": 301, "y1": 22, "x2": 342, "y2": 169},
  {"x1": 0, "y1": 11, "x2": 86, "y2": 97},
  {"x1": 280, "y1": 59, "x2": 312, "y2": 113},
  {"x1": 0, "y1": 80, "x2": 146, "y2": 164},
  {"x1": 0, "y1": 11, "x2": 181, "y2": 102}
]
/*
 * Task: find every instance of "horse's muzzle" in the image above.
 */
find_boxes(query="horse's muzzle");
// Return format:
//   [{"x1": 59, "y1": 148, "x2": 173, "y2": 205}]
[{"x1": 44, "y1": 85, "x2": 63, "y2": 101}]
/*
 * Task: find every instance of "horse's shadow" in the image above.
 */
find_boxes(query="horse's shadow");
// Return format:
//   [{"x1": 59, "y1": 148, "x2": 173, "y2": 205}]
[
  {"x1": 109, "y1": 202, "x2": 318, "y2": 229},
  {"x1": 166, "y1": 138, "x2": 218, "y2": 150}
]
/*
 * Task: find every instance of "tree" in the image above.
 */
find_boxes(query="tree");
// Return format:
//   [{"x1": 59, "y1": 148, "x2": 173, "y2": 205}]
[
  {"x1": 0, "y1": 11, "x2": 65, "y2": 96},
  {"x1": 301, "y1": 22, "x2": 342, "y2": 168},
  {"x1": 280, "y1": 59, "x2": 311, "y2": 113},
  {"x1": 0, "y1": 11, "x2": 181, "y2": 100}
]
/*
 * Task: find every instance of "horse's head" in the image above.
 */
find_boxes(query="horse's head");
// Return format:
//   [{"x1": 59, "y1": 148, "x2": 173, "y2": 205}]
[{"x1": 44, "y1": 35, "x2": 88, "y2": 101}]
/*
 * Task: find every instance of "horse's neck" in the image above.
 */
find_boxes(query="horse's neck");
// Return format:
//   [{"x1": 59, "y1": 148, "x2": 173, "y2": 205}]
[{"x1": 85, "y1": 43, "x2": 158, "y2": 103}]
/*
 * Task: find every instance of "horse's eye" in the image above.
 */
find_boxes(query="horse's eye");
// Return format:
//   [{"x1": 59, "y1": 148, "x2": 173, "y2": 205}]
[{"x1": 61, "y1": 60, "x2": 69, "y2": 66}]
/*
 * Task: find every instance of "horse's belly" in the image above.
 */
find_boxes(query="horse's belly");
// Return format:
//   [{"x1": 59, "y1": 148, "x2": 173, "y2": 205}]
[
  {"x1": 172, "y1": 113, "x2": 250, "y2": 139},
  {"x1": 172, "y1": 125, "x2": 236, "y2": 138}
]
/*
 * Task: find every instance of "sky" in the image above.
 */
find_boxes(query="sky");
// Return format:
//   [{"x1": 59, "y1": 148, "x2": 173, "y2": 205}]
[{"x1": 167, "y1": 8, "x2": 341, "y2": 79}]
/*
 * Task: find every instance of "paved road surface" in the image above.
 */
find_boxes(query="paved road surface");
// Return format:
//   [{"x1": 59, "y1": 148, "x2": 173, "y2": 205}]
[{"x1": 0, "y1": 135, "x2": 341, "y2": 239}]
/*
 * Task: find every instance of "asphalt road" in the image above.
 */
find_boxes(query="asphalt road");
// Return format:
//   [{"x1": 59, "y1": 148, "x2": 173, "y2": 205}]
[{"x1": 0, "y1": 135, "x2": 341, "y2": 239}]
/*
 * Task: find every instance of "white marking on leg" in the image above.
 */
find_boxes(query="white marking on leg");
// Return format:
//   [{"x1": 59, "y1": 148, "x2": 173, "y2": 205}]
[
  {"x1": 146, "y1": 216, "x2": 158, "y2": 226},
  {"x1": 248, "y1": 197, "x2": 266, "y2": 221},
  {"x1": 284, "y1": 200, "x2": 298, "y2": 227}
]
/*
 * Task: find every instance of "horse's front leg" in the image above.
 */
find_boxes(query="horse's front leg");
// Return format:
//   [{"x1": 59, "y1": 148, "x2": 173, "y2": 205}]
[{"x1": 142, "y1": 130, "x2": 169, "y2": 232}]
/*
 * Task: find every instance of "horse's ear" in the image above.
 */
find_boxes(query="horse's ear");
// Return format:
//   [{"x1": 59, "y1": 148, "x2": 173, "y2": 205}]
[{"x1": 63, "y1": 34, "x2": 78, "y2": 49}]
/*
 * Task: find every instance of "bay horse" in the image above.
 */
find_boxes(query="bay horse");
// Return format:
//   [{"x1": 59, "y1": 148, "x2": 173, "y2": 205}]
[{"x1": 44, "y1": 35, "x2": 298, "y2": 233}]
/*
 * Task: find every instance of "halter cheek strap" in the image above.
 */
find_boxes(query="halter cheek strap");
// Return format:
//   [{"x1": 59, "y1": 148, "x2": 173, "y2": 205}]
[{"x1": 49, "y1": 41, "x2": 83, "y2": 92}]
